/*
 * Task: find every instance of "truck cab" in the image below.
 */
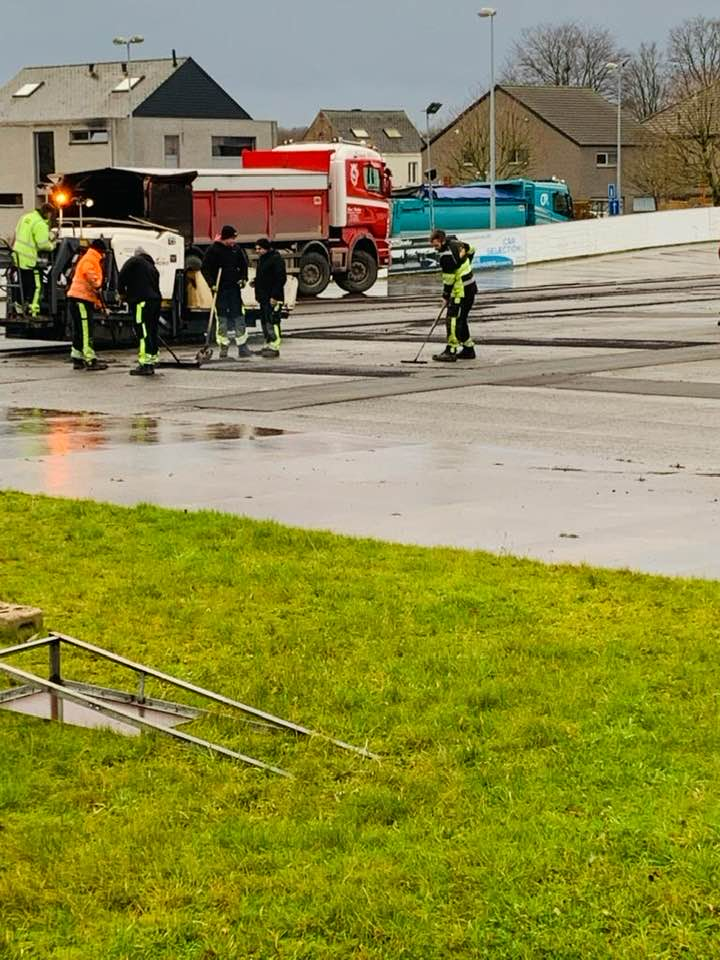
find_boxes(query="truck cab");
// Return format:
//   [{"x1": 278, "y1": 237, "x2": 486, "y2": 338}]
[{"x1": 242, "y1": 142, "x2": 391, "y2": 294}]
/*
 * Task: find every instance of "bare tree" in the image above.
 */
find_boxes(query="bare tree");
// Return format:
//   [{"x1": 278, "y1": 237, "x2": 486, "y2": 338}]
[
  {"x1": 434, "y1": 100, "x2": 535, "y2": 184},
  {"x1": 502, "y1": 21, "x2": 625, "y2": 97},
  {"x1": 624, "y1": 43, "x2": 670, "y2": 121},
  {"x1": 627, "y1": 130, "x2": 684, "y2": 205},
  {"x1": 668, "y1": 16, "x2": 720, "y2": 94},
  {"x1": 638, "y1": 85, "x2": 720, "y2": 204},
  {"x1": 278, "y1": 125, "x2": 307, "y2": 144}
]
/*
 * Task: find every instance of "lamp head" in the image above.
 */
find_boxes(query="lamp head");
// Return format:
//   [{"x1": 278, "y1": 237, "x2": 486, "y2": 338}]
[
  {"x1": 425, "y1": 101, "x2": 442, "y2": 115},
  {"x1": 478, "y1": 7, "x2": 497, "y2": 17}
]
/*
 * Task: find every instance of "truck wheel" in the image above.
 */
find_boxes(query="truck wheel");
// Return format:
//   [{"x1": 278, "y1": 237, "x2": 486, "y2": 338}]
[
  {"x1": 336, "y1": 250, "x2": 378, "y2": 293},
  {"x1": 298, "y1": 251, "x2": 331, "y2": 296}
]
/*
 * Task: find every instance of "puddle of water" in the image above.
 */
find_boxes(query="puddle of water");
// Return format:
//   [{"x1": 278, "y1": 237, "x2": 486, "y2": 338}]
[
  {"x1": 4, "y1": 407, "x2": 291, "y2": 457},
  {"x1": 206, "y1": 424, "x2": 288, "y2": 441}
]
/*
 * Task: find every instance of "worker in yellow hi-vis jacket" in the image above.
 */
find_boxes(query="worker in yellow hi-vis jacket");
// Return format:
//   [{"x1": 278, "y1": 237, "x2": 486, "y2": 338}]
[
  {"x1": 430, "y1": 228, "x2": 478, "y2": 363},
  {"x1": 12, "y1": 203, "x2": 55, "y2": 316}
]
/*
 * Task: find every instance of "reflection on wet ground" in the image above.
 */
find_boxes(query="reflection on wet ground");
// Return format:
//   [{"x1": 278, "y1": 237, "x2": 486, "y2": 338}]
[
  {"x1": 2, "y1": 407, "x2": 289, "y2": 458},
  {"x1": 389, "y1": 268, "x2": 524, "y2": 298}
]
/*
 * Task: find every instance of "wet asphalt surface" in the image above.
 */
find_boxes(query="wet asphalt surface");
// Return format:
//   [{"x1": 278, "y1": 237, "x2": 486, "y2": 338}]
[{"x1": 2, "y1": 243, "x2": 720, "y2": 578}]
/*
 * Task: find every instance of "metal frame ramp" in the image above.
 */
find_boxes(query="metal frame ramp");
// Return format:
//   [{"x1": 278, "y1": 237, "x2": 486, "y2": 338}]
[{"x1": 0, "y1": 632, "x2": 378, "y2": 777}]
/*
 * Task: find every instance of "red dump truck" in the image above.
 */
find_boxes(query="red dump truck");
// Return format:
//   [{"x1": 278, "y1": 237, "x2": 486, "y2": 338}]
[{"x1": 192, "y1": 142, "x2": 392, "y2": 294}]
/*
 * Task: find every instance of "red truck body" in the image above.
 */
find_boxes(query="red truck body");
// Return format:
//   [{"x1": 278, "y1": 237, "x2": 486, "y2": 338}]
[{"x1": 193, "y1": 143, "x2": 391, "y2": 294}]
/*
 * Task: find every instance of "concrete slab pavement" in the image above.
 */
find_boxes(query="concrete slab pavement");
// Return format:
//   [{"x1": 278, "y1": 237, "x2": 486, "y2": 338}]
[{"x1": 2, "y1": 244, "x2": 720, "y2": 579}]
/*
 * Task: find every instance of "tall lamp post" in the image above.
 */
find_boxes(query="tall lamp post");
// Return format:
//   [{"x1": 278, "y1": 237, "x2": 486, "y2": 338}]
[
  {"x1": 606, "y1": 60, "x2": 626, "y2": 215},
  {"x1": 478, "y1": 8, "x2": 497, "y2": 229},
  {"x1": 425, "y1": 101, "x2": 442, "y2": 232},
  {"x1": 113, "y1": 35, "x2": 144, "y2": 166}
]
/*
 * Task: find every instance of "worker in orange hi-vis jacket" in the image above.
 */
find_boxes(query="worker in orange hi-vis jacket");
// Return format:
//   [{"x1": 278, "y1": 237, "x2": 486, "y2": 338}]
[{"x1": 67, "y1": 239, "x2": 109, "y2": 371}]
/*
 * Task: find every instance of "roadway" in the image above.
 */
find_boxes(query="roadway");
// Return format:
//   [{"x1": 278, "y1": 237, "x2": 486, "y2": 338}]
[{"x1": 2, "y1": 242, "x2": 719, "y2": 579}]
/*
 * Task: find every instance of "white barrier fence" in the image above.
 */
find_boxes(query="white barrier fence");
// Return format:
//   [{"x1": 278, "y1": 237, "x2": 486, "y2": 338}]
[{"x1": 390, "y1": 207, "x2": 720, "y2": 273}]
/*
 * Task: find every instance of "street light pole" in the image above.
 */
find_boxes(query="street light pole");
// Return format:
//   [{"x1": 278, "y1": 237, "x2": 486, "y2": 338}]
[
  {"x1": 425, "y1": 101, "x2": 442, "y2": 233},
  {"x1": 113, "y1": 35, "x2": 144, "y2": 166},
  {"x1": 479, "y1": 8, "x2": 497, "y2": 229},
  {"x1": 607, "y1": 60, "x2": 626, "y2": 215}
]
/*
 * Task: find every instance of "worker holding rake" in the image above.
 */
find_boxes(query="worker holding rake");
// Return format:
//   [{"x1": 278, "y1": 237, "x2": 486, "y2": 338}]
[{"x1": 430, "y1": 229, "x2": 477, "y2": 363}]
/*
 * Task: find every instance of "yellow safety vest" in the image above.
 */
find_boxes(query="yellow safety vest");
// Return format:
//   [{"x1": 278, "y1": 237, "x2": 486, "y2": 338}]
[{"x1": 12, "y1": 210, "x2": 53, "y2": 269}]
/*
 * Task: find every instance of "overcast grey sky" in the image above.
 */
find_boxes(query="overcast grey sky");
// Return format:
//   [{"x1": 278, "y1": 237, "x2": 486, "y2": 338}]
[{"x1": 2, "y1": 0, "x2": 720, "y2": 129}]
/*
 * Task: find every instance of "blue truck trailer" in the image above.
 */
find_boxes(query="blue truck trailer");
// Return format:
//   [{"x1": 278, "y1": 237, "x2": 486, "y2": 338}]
[{"x1": 390, "y1": 178, "x2": 573, "y2": 238}]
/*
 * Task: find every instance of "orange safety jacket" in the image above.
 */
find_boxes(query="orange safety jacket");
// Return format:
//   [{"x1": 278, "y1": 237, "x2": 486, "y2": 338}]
[{"x1": 68, "y1": 247, "x2": 104, "y2": 307}]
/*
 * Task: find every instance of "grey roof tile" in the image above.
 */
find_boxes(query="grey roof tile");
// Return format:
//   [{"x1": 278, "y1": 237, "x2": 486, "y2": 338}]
[
  {"x1": 0, "y1": 57, "x2": 251, "y2": 123},
  {"x1": 432, "y1": 85, "x2": 642, "y2": 147},
  {"x1": 310, "y1": 110, "x2": 423, "y2": 152}
]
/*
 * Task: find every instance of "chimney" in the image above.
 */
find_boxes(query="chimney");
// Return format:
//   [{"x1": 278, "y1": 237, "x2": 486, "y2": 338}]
[{"x1": 172, "y1": 49, "x2": 178, "y2": 68}]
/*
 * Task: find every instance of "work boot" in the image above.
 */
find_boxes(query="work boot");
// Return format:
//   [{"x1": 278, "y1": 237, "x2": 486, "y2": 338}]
[
  {"x1": 237, "y1": 342, "x2": 252, "y2": 358},
  {"x1": 130, "y1": 364, "x2": 155, "y2": 377},
  {"x1": 84, "y1": 359, "x2": 108, "y2": 371},
  {"x1": 72, "y1": 359, "x2": 85, "y2": 371},
  {"x1": 457, "y1": 345, "x2": 477, "y2": 360},
  {"x1": 219, "y1": 344, "x2": 229, "y2": 359},
  {"x1": 432, "y1": 347, "x2": 457, "y2": 363},
  {"x1": 260, "y1": 346, "x2": 280, "y2": 359}
]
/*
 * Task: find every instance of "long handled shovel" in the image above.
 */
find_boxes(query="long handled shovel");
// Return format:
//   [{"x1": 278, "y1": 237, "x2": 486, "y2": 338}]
[
  {"x1": 401, "y1": 302, "x2": 447, "y2": 365},
  {"x1": 196, "y1": 268, "x2": 222, "y2": 364}
]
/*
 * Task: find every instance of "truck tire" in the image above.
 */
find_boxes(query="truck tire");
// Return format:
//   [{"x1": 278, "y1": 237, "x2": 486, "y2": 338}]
[
  {"x1": 298, "y1": 251, "x2": 331, "y2": 296},
  {"x1": 334, "y1": 249, "x2": 378, "y2": 293}
]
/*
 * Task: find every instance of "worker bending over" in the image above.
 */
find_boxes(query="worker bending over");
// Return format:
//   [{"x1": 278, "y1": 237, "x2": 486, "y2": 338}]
[
  {"x1": 201, "y1": 225, "x2": 250, "y2": 359},
  {"x1": 254, "y1": 238, "x2": 287, "y2": 359},
  {"x1": 430, "y1": 229, "x2": 477, "y2": 362},
  {"x1": 118, "y1": 247, "x2": 162, "y2": 377},
  {"x1": 12, "y1": 203, "x2": 55, "y2": 317},
  {"x1": 67, "y1": 239, "x2": 108, "y2": 371}
]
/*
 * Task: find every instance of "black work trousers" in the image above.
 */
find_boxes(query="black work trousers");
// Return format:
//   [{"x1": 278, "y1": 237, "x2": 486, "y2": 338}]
[
  {"x1": 131, "y1": 299, "x2": 161, "y2": 366},
  {"x1": 69, "y1": 298, "x2": 98, "y2": 361},
  {"x1": 446, "y1": 283, "x2": 476, "y2": 347},
  {"x1": 18, "y1": 267, "x2": 43, "y2": 314},
  {"x1": 259, "y1": 300, "x2": 282, "y2": 348}
]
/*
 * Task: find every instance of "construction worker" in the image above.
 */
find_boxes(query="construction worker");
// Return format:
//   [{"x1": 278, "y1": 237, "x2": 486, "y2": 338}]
[
  {"x1": 430, "y1": 229, "x2": 477, "y2": 362},
  {"x1": 12, "y1": 203, "x2": 55, "y2": 317},
  {"x1": 201, "y1": 225, "x2": 250, "y2": 359},
  {"x1": 67, "y1": 239, "x2": 108, "y2": 371},
  {"x1": 253, "y1": 238, "x2": 286, "y2": 359},
  {"x1": 118, "y1": 247, "x2": 162, "y2": 377}
]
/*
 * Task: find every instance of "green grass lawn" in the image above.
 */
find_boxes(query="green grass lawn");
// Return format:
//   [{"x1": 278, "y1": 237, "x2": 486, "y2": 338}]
[{"x1": 1, "y1": 491, "x2": 720, "y2": 959}]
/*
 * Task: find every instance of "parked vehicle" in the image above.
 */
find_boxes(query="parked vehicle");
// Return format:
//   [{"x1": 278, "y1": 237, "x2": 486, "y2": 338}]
[
  {"x1": 390, "y1": 178, "x2": 573, "y2": 237},
  {"x1": 201, "y1": 143, "x2": 392, "y2": 295}
]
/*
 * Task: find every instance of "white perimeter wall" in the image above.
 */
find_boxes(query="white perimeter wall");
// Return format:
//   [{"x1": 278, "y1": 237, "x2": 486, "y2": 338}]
[{"x1": 457, "y1": 207, "x2": 720, "y2": 267}]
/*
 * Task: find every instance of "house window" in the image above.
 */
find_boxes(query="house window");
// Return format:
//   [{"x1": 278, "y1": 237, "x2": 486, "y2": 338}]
[
  {"x1": 112, "y1": 77, "x2": 143, "y2": 92},
  {"x1": 211, "y1": 136, "x2": 256, "y2": 160},
  {"x1": 408, "y1": 161, "x2": 419, "y2": 183},
  {"x1": 13, "y1": 82, "x2": 43, "y2": 98},
  {"x1": 164, "y1": 134, "x2": 180, "y2": 168},
  {"x1": 69, "y1": 129, "x2": 109, "y2": 144},
  {"x1": 596, "y1": 151, "x2": 617, "y2": 167},
  {"x1": 384, "y1": 127, "x2": 403, "y2": 139},
  {"x1": 509, "y1": 148, "x2": 529, "y2": 165},
  {"x1": 33, "y1": 131, "x2": 55, "y2": 186},
  {"x1": 0, "y1": 193, "x2": 23, "y2": 206},
  {"x1": 350, "y1": 127, "x2": 370, "y2": 139}
]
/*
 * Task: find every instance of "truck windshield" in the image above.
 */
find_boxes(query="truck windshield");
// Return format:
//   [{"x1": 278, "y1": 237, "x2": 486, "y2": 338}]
[
  {"x1": 553, "y1": 192, "x2": 572, "y2": 218},
  {"x1": 364, "y1": 165, "x2": 382, "y2": 194}
]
